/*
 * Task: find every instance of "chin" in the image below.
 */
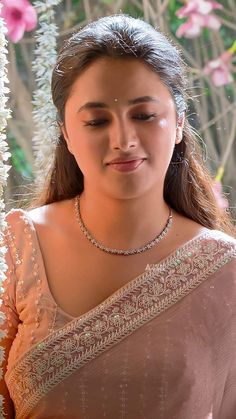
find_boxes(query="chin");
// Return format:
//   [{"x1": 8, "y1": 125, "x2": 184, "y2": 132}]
[{"x1": 102, "y1": 184, "x2": 157, "y2": 201}]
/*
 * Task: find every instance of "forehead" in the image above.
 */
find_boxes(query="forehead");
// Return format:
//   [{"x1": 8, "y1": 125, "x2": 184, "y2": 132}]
[{"x1": 67, "y1": 57, "x2": 175, "y2": 107}]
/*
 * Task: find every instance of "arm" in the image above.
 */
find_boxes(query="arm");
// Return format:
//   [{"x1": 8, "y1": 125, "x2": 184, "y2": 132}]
[
  {"x1": 0, "y1": 340, "x2": 15, "y2": 418},
  {"x1": 0, "y1": 231, "x2": 20, "y2": 418}
]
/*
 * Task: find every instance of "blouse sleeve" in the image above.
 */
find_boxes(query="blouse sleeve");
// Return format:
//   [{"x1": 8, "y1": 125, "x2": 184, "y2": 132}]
[{"x1": 0, "y1": 228, "x2": 20, "y2": 418}]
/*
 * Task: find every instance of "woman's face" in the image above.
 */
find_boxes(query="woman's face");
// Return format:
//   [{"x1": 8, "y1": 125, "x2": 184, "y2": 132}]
[{"x1": 63, "y1": 57, "x2": 184, "y2": 200}]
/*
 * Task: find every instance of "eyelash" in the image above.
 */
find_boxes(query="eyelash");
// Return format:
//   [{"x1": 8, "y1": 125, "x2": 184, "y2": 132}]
[{"x1": 83, "y1": 113, "x2": 157, "y2": 127}]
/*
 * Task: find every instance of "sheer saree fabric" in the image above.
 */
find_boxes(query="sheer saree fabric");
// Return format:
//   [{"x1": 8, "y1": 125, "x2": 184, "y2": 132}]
[{"x1": 1, "y1": 209, "x2": 236, "y2": 419}]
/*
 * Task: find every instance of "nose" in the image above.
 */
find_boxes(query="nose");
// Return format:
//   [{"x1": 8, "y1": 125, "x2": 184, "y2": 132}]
[{"x1": 109, "y1": 118, "x2": 138, "y2": 151}]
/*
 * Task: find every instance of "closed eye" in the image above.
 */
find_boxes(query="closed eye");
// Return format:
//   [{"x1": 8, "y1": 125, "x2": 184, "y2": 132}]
[
  {"x1": 133, "y1": 113, "x2": 157, "y2": 121},
  {"x1": 83, "y1": 119, "x2": 108, "y2": 127},
  {"x1": 83, "y1": 113, "x2": 157, "y2": 127}
]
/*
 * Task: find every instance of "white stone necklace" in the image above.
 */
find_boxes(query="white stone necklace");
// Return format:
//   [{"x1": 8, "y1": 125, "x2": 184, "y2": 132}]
[{"x1": 74, "y1": 195, "x2": 173, "y2": 256}]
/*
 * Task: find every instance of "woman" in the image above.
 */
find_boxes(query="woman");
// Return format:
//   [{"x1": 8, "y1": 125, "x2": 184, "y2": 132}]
[{"x1": 1, "y1": 14, "x2": 236, "y2": 419}]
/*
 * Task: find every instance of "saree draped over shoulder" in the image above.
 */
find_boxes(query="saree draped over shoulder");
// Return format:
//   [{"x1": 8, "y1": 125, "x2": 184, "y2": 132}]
[{"x1": 1, "y1": 209, "x2": 236, "y2": 419}]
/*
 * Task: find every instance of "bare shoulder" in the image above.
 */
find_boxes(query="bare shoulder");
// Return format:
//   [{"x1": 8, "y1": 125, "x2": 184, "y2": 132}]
[
  {"x1": 27, "y1": 199, "x2": 75, "y2": 230},
  {"x1": 173, "y1": 210, "x2": 236, "y2": 249},
  {"x1": 171, "y1": 210, "x2": 207, "y2": 243}
]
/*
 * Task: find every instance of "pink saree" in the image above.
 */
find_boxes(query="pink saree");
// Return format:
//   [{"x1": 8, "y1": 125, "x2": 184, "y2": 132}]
[{"x1": 1, "y1": 209, "x2": 236, "y2": 418}]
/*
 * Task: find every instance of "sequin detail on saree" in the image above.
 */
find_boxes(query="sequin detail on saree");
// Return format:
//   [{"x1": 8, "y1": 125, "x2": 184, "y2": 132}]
[{"x1": 5, "y1": 231, "x2": 236, "y2": 417}]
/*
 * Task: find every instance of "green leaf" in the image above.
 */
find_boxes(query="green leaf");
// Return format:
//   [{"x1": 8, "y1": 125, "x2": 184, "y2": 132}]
[{"x1": 8, "y1": 136, "x2": 33, "y2": 179}]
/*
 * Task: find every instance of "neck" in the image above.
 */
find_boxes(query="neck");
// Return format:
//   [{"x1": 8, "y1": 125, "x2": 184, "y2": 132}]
[{"x1": 76, "y1": 190, "x2": 171, "y2": 250}]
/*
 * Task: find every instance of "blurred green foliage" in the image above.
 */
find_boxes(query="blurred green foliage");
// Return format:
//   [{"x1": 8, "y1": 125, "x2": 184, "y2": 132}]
[{"x1": 8, "y1": 135, "x2": 33, "y2": 180}]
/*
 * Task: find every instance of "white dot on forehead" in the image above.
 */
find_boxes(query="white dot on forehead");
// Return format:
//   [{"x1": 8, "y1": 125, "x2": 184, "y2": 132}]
[{"x1": 114, "y1": 98, "x2": 118, "y2": 102}]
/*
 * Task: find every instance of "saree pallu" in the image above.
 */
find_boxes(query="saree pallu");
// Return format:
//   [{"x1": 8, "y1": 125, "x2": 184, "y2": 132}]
[{"x1": 4, "y1": 227, "x2": 236, "y2": 419}]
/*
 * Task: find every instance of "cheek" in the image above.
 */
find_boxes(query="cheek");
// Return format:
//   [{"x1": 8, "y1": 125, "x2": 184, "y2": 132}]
[
  {"x1": 148, "y1": 117, "x2": 176, "y2": 149},
  {"x1": 158, "y1": 118, "x2": 168, "y2": 129},
  {"x1": 148, "y1": 118, "x2": 176, "y2": 168},
  {"x1": 157, "y1": 117, "x2": 176, "y2": 138},
  {"x1": 66, "y1": 128, "x2": 106, "y2": 174}
]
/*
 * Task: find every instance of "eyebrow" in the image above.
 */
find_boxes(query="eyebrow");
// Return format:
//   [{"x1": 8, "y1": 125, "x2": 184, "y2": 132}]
[{"x1": 77, "y1": 96, "x2": 160, "y2": 113}]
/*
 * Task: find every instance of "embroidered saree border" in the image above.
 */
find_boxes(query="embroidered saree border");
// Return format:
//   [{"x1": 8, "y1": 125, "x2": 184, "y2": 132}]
[{"x1": 6, "y1": 232, "x2": 236, "y2": 417}]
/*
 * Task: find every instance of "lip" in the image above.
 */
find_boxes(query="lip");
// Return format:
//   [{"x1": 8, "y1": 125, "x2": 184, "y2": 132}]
[
  {"x1": 107, "y1": 156, "x2": 146, "y2": 164},
  {"x1": 107, "y1": 158, "x2": 145, "y2": 172}
]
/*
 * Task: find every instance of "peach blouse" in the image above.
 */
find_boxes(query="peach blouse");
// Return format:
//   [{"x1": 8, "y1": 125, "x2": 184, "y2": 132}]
[{"x1": 1, "y1": 209, "x2": 236, "y2": 418}]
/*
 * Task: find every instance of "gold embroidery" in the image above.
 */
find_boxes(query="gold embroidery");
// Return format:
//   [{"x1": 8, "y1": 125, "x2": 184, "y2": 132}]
[
  {"x1": 6, "y1": 229, "x2": 22, "y2": 266},
  {"x1": 5, "y1": 231, "x2": 236, "y2": 417}
]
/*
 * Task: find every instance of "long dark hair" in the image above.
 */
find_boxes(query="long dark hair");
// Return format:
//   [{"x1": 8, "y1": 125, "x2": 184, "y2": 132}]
[{"x1": 32, "y1": 14, "x2": 234, "y2": 235}]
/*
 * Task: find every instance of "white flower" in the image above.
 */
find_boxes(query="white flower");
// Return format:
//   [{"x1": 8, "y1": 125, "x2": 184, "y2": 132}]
[
  {"x1": 0, "y1": 6, "x2": 12, "y2": 416},
  {"x1": 32, "y1": 0, "x2": 62, "y2": 179},
  {"x1": 0, "y1": 7, "x2": 11, "y2": 272}
]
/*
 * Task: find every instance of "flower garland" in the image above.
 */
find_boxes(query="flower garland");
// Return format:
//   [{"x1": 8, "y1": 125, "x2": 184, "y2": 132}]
[
  {"x1": 0, "y1": 4, "x2": 11, "y2": 417},
  {"x1": 32, "y1": 0, "x2": 62, "y2": 181}
]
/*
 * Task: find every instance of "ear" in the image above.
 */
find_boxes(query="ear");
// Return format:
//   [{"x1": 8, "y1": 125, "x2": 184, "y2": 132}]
[
  {"x1": 61, "y1": 124, "x2": 73, "y2": 154},
  {"x1": 175, "y1": 114, "x2": 185, "y2": 145}
]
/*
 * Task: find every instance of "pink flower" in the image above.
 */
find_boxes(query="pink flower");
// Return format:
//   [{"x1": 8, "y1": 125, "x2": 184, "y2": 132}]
[
  {"x1": 0, "y1": 0, "x2": 37, "y2": 43},
  {"x1": 176, "y1": 14, "x2": 221, "y2": 38},
  {"x1": 204, "y1": 42, "x2": 236, "y2": 86},
  {"x1": 176, "y1": 0, "x2": 222, "y2": 38},
  {"x1": 212, "y1": 181, "x2": 228, "y2": 209},
  {"x1": 176, "y1": 0, "x2": 222, "y2": 18}
]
